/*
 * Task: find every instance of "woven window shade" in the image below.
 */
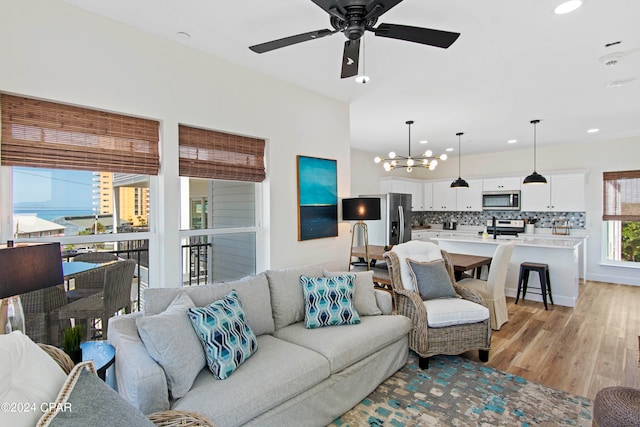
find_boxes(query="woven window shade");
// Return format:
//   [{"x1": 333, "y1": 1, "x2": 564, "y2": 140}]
[
  {"x1": 179, "y1": 125, "x2": 265, "y2": 182},
  {"x1": 603, "y1": 170, "x2": 640, "y2": 221},
  {"x1": 1, "y1": 94, "x2": 159, "y2": 175}
]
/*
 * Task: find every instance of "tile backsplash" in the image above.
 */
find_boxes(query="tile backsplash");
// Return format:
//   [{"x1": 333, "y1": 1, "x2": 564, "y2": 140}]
[{"x1": 413, "y1": 211, "x2": 586, "y2": 229}]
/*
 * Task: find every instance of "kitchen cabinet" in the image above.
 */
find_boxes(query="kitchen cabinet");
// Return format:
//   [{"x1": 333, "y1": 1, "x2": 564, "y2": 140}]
[
  {"x1": 482, "y1": 176, "x2": 521, "y2": 192},
  {"x1": 412, "y1": 230, "x2": 440, "y2": 242},
  {"x1": 432, "y1": 181, "x2": 457, "y2": 211},
  {"x1": 520, "y1": 173, "x2": 585, "y2": 212},
  {"x1": 455, "y1": 179, "x2": 483, "y2": 211},
  {"x1": 379, "y1": 177, "x2": 425, "y2": 210},
  {"x1": 422, "y1": 182, "x2": 434, "y2": 210}
]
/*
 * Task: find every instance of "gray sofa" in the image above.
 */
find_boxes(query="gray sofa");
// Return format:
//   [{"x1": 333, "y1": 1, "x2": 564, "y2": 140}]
[{"x1": 108, "y1": 265, "x2": 412, "y2": 427}]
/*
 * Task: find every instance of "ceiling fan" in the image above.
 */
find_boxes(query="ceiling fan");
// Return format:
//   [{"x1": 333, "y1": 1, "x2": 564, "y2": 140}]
[{"x1": 249, "y1": 0, "x2": 460, "y2": 79}]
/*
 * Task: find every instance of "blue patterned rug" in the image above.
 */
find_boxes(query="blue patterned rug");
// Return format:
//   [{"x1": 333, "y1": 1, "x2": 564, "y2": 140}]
[{"x1": 330, "y1": 354, "x2": 592, "y2": 426}]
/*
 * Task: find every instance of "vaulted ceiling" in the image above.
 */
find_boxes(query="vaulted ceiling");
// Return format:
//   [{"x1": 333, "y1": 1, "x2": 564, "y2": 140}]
[{"x1": 60, "y1": 0, "x2": 640, "y2": 157}]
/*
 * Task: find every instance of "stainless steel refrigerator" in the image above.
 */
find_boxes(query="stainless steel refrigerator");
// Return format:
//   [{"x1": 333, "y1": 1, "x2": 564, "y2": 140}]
[{"x1": 358, "y1": 193, "x2": 412, "y2": 246}]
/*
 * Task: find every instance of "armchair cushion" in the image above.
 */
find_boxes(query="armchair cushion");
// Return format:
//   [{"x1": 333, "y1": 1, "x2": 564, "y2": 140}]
[
  {"x1": 407, "y1": 258, "x2": 458, "y2": 301},
  {"x1": 300, "y1": 275, "x2": 360, "y2": 329},
  {"x1": 323, "y1": 269, "x2": 382, "y2": 316},
  {"x1": 135, "y1": 292, "x2": 205, "y2": 399},
  {"x1": 424, "y1": 298, "x2": 490, "y2": 328},
  {"x1": 188, "y1": 291, "x2": 258, "y2": 380}
]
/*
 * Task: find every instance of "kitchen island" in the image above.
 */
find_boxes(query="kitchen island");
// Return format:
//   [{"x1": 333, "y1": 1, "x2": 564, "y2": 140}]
[{"x1": 432, "y1": 234, "x2": 584, "y2": 307}]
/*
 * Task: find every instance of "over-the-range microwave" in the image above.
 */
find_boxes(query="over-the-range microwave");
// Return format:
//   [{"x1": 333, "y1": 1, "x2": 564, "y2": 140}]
[{"x1": 482, "y1": 190, "x2": 521, "y2": 211}]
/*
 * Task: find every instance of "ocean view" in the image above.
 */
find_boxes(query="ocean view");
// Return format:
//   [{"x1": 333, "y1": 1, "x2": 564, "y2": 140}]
[{"x1": 14, "y1": 208, "x2": 94, "y2": 221}]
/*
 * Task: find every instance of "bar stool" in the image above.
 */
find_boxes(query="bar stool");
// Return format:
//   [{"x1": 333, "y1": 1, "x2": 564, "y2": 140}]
[{"x1": 516, "y1": 262, "x2": 553, "y2": 310}]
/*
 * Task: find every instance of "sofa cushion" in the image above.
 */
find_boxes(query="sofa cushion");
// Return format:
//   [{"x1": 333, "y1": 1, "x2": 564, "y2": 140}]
[
  {"x1": 424, "y1": 298, "x2": 490, "y2": 328},
  {"x1": 0, "y1": 331, "x2": 67, "y2": 427},
  {"x1": 266, "y1": 265, "x2": 324, "y2": 330},
  {"x1": 188, "y1": 291, "x2": 258, "y2": 380},
  {"x1": 300, "y1": 275, "x2": 360, "y2": 329},
  {"x1": 173, "y1": 334, "x2": 330, "y2": 427},
  {"x1": 135, "y1": 292, "x2": 205, "y2": 398},
  {"x1": 274, "y1": 315, "x2": 412, "y2": 374},
  {"x1": 37, "y1": 361, "x2": 154, "y2": 427},
  {"x1": 144, "y1": 273, "x2": 275, "y2": 336},
  {"x1": 323, "y1": 269, "x2": 382, "y2": 316},
  {"x1": 407, "y1": 258, "x2": 458, "y2": 301}
]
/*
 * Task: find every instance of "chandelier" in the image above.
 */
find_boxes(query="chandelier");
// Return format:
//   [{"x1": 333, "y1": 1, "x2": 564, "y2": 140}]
[{"x1": 374, "y1": 120, "x2": 447, "y2": 173}]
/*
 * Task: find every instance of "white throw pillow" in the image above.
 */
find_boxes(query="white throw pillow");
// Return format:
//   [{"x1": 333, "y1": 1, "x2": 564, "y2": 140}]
[
  {"x1": 424, "y1": 298, "x2": 490, "y2": 328},
  {"x1": 136, "y1": 292, "x2": 205, "y2": 399},
  {"x1": 0, "y1": 331, "x2": 67, "y2": 427},
  {"x1": 391, "y1": 241, "x2": 443, "y2": 291},
  {"x1": 323, "y1": 269, "x2": 382, "y2": 316}
]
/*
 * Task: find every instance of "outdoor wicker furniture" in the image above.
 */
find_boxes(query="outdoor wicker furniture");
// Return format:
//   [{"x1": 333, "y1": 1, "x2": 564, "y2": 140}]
[{"x1": 385, "y1": 242, "x2": 491, "y2": 369}]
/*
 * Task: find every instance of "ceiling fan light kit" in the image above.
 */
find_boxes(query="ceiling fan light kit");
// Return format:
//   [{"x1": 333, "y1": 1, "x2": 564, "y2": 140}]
[
  {"x1": 249, "y1": 0, "x2": 460, "y2": 79},
  {"x1": 523, "y1": 119, "x2": 548, "y2": 185},
  {"x1": 374, "y1": 120, "x2": 447, "y2": 173},
  {"x1": 450, "y1": 132, "x2": 469, "y2": 188}
]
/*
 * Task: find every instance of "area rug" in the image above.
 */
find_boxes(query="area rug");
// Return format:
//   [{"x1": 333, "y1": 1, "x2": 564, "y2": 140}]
[{"x1": 329, "y1": 354, "x2": 592, "y2": 426}]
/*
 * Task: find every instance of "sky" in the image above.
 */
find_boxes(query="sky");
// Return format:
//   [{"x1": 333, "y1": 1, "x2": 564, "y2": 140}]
[{"x1": 13, "y1": 167, "x2": 94, "y2": 211}]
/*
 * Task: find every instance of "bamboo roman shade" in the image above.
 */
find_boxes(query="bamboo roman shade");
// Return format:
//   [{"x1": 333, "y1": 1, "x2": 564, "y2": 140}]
[
  {"x1": 178, "y1": 124, "x2": 265, "y2": 182},
  {"x1": 1, "y1": 94, "x2": 159, "y2": 175},
  {"x1": 603, "y1": 170, "x2": 640, "y2": 221}
]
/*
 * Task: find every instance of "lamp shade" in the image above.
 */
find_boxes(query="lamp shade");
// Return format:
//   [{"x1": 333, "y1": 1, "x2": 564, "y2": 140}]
[
  {"x1": 0, "y1": 243, "x2": 64, "y2": 299},
  {"x1": 342, "y1": 198, "x2": 381, "y2": 221}
]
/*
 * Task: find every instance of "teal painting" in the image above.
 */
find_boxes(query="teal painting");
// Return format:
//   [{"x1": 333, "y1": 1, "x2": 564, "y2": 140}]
[{"x1": 297, "y1": 156, "x2": 338, "y2": 241}]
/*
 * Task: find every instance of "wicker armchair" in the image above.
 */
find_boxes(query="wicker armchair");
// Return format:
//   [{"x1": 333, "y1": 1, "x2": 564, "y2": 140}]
[
  {"x1": 37, "y1": 343, "x2": 216, "y2": 427},
  {"x1": 58, "y1": 259, "x2": 136, "y2": 340},
  {"x1": 21, "y1": 285, "x2": 70, "y2": 346},
  {"x1": 384, "y1": 242, "x2": 491, "y2": 369}
]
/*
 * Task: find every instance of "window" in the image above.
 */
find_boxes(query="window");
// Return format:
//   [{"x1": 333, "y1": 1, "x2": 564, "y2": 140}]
[
  {"x1": 178, "y1": 124, "x2": 265, "y2": 285},
  {"x1": 603, "y1": 170, "x2": 640, "y2": 264}
]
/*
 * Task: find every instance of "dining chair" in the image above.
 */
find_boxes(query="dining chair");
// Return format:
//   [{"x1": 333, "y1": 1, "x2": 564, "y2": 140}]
[
  {"x1": 66, "y1": 253, "x2": 120, "y2": 302},
  {"x1": 457, "y1": 242, "x2": 515, "y2": 330},
  {"x1": 57, "y1": 259, "x2": 136, "y2": 340}
]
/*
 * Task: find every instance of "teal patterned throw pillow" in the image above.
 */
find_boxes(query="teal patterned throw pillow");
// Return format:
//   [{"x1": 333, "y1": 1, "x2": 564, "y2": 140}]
[
  {"x1": 300, "y1": 275, "x2": 360, "y2": 329},
  {"x1": 187, "y1": 290, "x2": 258, "y2": 380}
]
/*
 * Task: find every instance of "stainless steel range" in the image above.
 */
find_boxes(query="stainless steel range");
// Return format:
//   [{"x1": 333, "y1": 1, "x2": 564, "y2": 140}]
[{"x1": 480, "y1": 219, "x2": 525, "y2": 237}]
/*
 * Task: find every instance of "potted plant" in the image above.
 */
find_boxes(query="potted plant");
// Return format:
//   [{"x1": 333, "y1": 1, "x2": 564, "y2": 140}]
[{"x1": 63, "y1": 325, "x2": 84, "y2": 364}]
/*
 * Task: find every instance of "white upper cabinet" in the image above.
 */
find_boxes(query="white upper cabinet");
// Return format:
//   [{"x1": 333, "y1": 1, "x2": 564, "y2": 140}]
[
  {"x1": 423, "y1": 182, "x2": 434, "y2": 211},
  {"x1": 482, "y1": 176, "x2": 521, "y2": 192},
  {"x1": 379, "y1": 177, "x2": 424, "y2": 210},
  {"x1": 456, "y1": 179, "x2": 483, "y2": 211},
  {"x1": 520, "y1": 173, "x2": 585, "y2": 211},
  {"x1": 432, "y1": 181, "x2": 457, "y2": 211}
]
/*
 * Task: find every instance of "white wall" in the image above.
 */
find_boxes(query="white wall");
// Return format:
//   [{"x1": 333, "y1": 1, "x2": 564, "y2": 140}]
[
  {"x1": 353, "y1": 137, "x2": 640, "y2": 286},
  {"x1": 0, "y1": 0, "x2": 352, "y2": 287}
]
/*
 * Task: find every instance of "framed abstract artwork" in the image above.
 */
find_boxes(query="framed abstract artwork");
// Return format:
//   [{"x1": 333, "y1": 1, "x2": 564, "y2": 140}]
[{"x1": 297, "y1": 155, "x2": 338, "y2": 241}]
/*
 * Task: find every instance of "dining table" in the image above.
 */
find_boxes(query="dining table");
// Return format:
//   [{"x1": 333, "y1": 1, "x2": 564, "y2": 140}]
[{"x1": 350, "y1": 245, "x2": 493, "y2": 283}]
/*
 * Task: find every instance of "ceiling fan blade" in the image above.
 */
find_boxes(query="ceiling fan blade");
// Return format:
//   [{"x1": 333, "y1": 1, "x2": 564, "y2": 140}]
[
  {"x1": 249, "y1": 29, "x2": 335, "y2": 53},
  {"x1": 341, "y1": 39, "x2": 360, "y2": 79},
  {"x1": 374, "y1": 23, "x2": 460, "y2": 48},
  {"x1": 365, "y1": 0, "x2": 404, "y2": 20}
]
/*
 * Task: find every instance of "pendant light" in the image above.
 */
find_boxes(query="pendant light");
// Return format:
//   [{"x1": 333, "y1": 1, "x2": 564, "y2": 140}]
[
  {"x1": 450, "y1": 132, "x2": 469, "y2": 188},
  {"x1": 523, "y1": 119, "x2": 548, "y2": 185}
]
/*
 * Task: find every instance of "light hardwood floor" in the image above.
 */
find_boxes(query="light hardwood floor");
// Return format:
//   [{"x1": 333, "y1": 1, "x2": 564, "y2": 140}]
[{"x1": 462, "y1": 280, "x2": 640, "y2": 400}]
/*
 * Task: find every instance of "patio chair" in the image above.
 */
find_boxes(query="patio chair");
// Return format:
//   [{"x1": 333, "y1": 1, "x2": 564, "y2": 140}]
[
  {"x1": 457, "y1": 242, "x2": 515, "y2": 330},
  {"x1": 384, "y1": 241, "x2": 491, "y2": 369},
  {"x1": 20, "y1": 285, "x2": 70, "y2": 346},
  {"x1": 57, "y1": 259, "x2": 136, "y2": 340}
]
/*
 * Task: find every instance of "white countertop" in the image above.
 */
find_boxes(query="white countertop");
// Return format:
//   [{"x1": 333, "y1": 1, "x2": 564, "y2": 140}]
[{"x1": 431, "y1": 233, "x2": 583, "y2": 249}]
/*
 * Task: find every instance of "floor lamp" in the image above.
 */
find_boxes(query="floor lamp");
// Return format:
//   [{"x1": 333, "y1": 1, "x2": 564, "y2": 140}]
[
  {"x1": 342, "y1": 197, "x2": 381, "y2": 271},
  {"x1": 0, "y1": 242, "x2": 64, "y2": 335}
]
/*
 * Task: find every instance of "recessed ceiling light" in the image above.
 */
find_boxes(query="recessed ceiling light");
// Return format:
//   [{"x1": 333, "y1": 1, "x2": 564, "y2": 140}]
[
  {"x1": 446, "y1": 148, "x2": 454, "y2": 152},
  {"x1": 554, "y1": 0, "x2": 584, "y2": 14},
  {"x1": 507, "y1": 139, "x2": 517, "y2": 144},
  {"x1": 419, "y1": 140, "x2": 428, "y2": 144},
  {"x1": 587, "y1": 128, "x2": 600, "y2": 133},
  {"x1": 177, "y1": 31, "x2": 191, "y2": 39}
]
